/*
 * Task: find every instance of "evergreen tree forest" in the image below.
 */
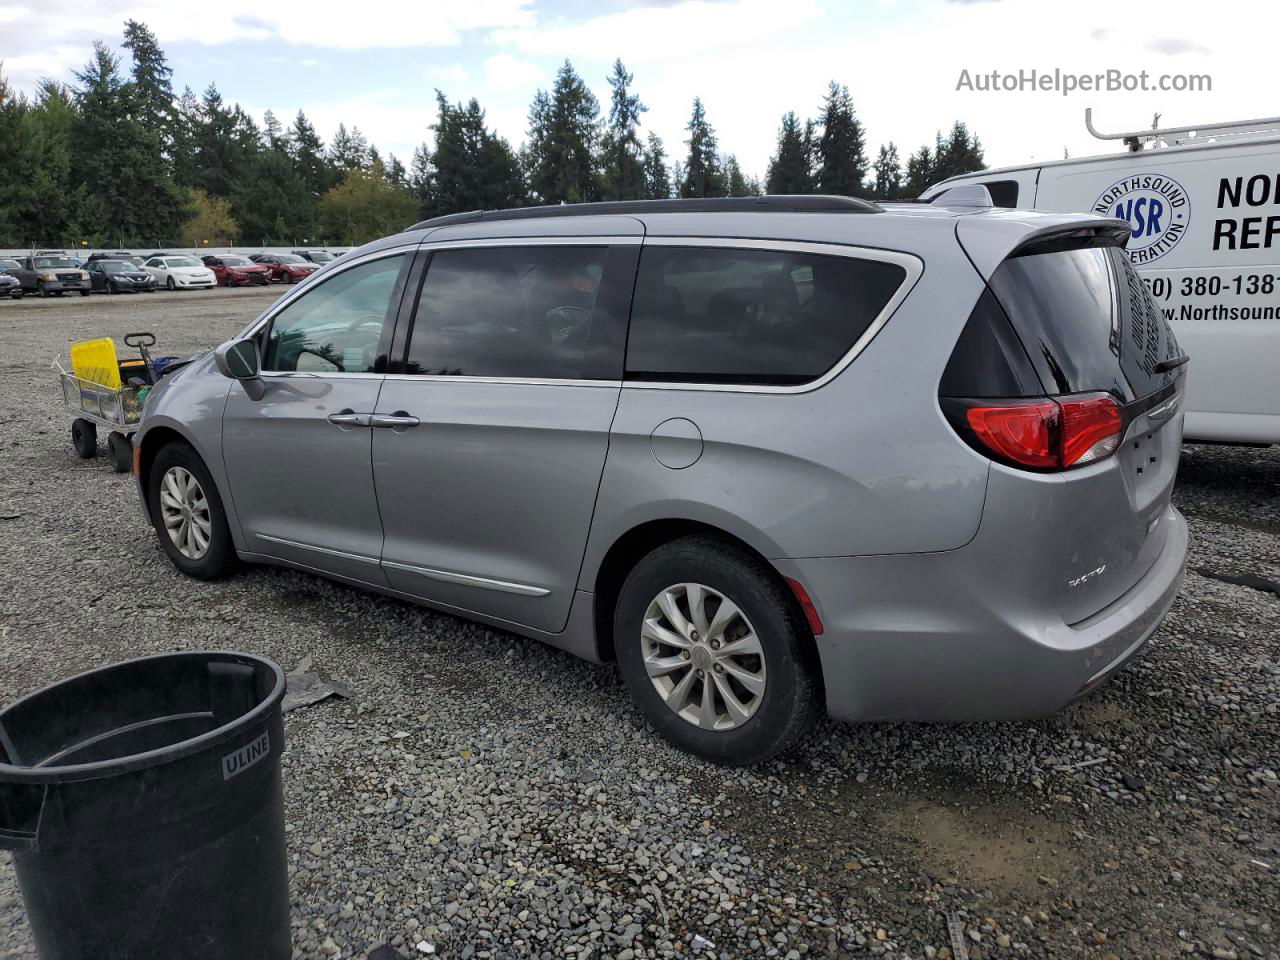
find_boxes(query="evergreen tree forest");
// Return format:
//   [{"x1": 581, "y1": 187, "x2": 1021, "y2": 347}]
[{"x1": 0, "y1": 25, "x2": 987, "y2": 248}]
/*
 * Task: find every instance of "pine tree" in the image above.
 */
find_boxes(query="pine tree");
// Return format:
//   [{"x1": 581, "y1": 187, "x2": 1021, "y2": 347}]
[
  {"x1": 641, "y1": 132, "x2": 670, "y2": 199},
  {"x1": 766, "y1": 111, "x2": 812, "y2": 194},
  {"x1": 871, "y1": 143, "x2": 901, "y2": 200},
  {"x1": 601, "y1": 59, "x2": 646, "y2": 200},
  {"x1": 289, "y1": 111, "x2": 330, "y2": 199},
  {"x1": 814, "y1": 81, "x2": 867, "y2": 197},
  {"x1": 525, "y1": 61, "x2": 601, "y2": 204},
  {"x1": 423, "y1": 93, "x2": 525, "y2": 217},
  {"x1": 329, "y1": 123, "x2": 369, "y2": 171},
  {"x1": 725, "y1": 155, "x2": 754, "y2": 197},
  {"x1": 263, "y1": 109, "x2": 285, "y2": 151},
  {"x1": 902, "y1": 145, "x2": 934, "y2": 198},
  {"x1": 932, "y1": 121, "x2": 985, "y2": 182},
  {"x1": 386, "y1": 154, "x2": 406, "y2": 186},
  {"x1": 73, "y1": 42, "x2": 186, "y2": 245},
  {"x1": 121, "y1": 20, "x2": 176, "y2": 160},
  {"x1": 680, "y1": 98, "x2": 724, "y2": 198}
]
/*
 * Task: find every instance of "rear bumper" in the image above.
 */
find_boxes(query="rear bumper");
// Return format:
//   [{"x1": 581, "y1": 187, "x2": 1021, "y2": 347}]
[{"x1": 778, "y1": 504, "x2": 1187, "y2": 723}]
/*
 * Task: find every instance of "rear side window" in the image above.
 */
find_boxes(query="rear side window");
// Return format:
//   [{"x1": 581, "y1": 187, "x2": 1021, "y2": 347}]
[
  {"x1": 625, "y1": 246, "x2": 907, "y2": 385},
  {"x1": 980, "y1": 180, "x2": 1020, "y2": 208},
  {"x1": 986, "y1": 244, "x2": 1180, "y2": 401},
  {"x1": 405, "y1": 246, "x2": 613, "y2": 380}
]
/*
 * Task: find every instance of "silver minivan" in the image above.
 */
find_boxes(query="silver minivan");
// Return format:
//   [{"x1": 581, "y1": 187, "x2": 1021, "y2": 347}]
[{"x1": 135, "y1": 196, "x2": 1189, "y2": 764}]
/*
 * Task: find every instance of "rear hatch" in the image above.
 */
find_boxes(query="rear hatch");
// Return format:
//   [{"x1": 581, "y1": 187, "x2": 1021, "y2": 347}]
[{"x1": 942, "y1": 226, "x2": 1187, "y2": 623}]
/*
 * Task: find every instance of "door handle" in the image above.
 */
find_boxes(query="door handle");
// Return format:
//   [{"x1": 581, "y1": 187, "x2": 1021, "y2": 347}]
[
  {"x1": 370, "y1": 412, "x2": 420, "y2": 430},
  {"x1": 327, "y1": 410, "x2": 372, "y2": 427}
]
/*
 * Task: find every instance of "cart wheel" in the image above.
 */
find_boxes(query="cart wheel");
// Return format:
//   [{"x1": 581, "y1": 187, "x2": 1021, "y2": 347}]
[
  {"x1": 72, "y1": 418, "x2": 98, "y2": 458},
  {"x1": 108, "y1": 432, "x2": 133, "y2": 473}
]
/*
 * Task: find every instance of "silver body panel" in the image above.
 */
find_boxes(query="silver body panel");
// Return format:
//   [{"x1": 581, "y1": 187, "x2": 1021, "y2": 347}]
[{"x1": 136, "y1": 204, "x2": 1188, "y2": 722}]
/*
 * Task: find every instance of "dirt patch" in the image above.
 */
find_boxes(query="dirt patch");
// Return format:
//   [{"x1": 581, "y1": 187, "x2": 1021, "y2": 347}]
[{"x1": 875, "y1": 797, "x2": 1079, "y2": 895}]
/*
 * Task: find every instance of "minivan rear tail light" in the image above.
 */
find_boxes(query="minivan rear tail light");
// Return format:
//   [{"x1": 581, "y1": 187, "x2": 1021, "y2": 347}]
[
  {"x1": 1058, "y1": 393, "x2": 1125, "y2": 466},
  {"x1": 947, "y1": 392, "x2": 1125, "y2": 471}
]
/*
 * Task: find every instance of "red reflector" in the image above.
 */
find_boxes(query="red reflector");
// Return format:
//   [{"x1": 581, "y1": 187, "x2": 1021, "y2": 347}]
[
  {"x1": 1059, "y1": 393, "x2": 1124, "y2": 467},
  {"x1": 965, "y1": 401, "x2": 1058, "y2": 469},
  {"x1": 784, "y1": 577, "x2": 824, "y2": 637}
]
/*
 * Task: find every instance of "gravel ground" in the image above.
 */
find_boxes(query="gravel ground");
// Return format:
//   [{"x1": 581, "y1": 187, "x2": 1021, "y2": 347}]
[{"x1": 0, "y1": 290, "x2": 1276, "y2": 960}]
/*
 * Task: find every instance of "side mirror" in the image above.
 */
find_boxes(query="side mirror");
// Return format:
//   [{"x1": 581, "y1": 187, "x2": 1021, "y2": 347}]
[{"x1": 214, "y1": 339, "x2": 266, "y2": 400}]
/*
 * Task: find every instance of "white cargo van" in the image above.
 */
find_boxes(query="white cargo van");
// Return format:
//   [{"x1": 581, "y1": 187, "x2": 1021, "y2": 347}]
[{"x1": 922, "y1": 111, "x2": 1280, "y2": 445}]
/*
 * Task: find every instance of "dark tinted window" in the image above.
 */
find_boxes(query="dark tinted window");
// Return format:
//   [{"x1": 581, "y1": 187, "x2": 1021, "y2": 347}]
[
  {"x1": 262, "y1": 254, "x2": 405, "y2": 373},
  {"x1": 625, "y1": 246, "x2": 906, "y2": 385},
  {"x1": 980, "y1": 180, "x2": 1020, "y2": 207},
  {"x1": 939, "y1": 288, "x2": 1043, "y2": 398},
  {"x1": 406, "y1": 246, "x2": 609, "y2": 379},
  {"x1": 987, "y1": 244, "x2": 1179, "y2": 401}
]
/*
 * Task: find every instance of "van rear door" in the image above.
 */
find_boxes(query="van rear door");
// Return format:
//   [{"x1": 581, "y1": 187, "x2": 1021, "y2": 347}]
[{"x1": 944, "y1": 229, "x2": 1187, "y2": 623}]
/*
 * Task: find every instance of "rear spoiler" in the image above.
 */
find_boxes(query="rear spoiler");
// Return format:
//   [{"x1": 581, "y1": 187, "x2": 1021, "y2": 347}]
[{"x1": 956, "y1": 216, "x2": 1132, "y2": 280}]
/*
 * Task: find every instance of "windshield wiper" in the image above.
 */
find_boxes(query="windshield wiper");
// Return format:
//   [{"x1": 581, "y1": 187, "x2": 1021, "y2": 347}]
[{"x1": 1154, "y1": 354, "x2": 1190, "y2": 373}]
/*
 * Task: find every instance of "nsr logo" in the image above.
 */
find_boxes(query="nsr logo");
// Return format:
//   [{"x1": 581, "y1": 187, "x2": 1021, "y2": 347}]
[{"x1": 1092, "y1": 174, "x2": 1190, "y2": 264}]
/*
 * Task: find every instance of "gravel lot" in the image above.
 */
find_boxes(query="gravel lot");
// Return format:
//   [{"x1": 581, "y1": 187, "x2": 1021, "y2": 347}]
[{"x1": 0, "y1": 290, "x2": 1276, "y2": 960}]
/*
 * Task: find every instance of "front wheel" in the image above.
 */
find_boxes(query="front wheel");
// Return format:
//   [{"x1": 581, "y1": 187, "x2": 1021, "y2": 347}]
[
  {"x1": 166, "y1": 276, "x2": 175, "y2": 291},
  {"x1": 613, "y1": 536, "x2": 820, "y2": 765},
  {"x1": 71, "y1": 418, "x2": 97, "y2": 458},
  {"x1": 37, "y1": 281, "x2": 49, "y2": 298},
  {"x1": 147, "y1": 443, "x2": 238, "y2": 579},
  {"x1": 79, "y1": 288, "x2": 90, "y2": 297}
]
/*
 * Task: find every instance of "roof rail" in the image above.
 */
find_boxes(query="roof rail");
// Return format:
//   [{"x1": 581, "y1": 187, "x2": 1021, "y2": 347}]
[{"x1": 411, "y1": 195, "x2": 883, "y2": 230}]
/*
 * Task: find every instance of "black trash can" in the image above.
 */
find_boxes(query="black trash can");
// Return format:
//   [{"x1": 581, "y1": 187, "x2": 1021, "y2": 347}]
[{"x1": 0, "y1": 651, "x2": 290, "y2": 960}]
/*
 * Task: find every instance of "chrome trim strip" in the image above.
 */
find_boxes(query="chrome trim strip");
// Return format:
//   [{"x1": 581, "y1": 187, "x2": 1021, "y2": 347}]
[
  {"x1": 381, "y1": 375, "x2": 622, "y2": 387},
  {"x1": 255, "y1": 533, "x2": 381, "y2": 565},
  {"x1": 625, "y1": 237, "x2": 924, "y2": 395},
  {"x1": 421, "y1": 235, "x2": 641, "y2": 249},
  {"x1": 381, "y1": 560, "x2": 551, "y2": 597}
]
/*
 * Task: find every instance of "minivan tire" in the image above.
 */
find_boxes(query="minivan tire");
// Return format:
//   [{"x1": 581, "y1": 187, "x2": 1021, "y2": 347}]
[
  {"x1": 147, "y1": 442, "x2": 238, "y2": 580},
  {"x1": 614, "y1": 536, "x2": 820, "y2": 765}
]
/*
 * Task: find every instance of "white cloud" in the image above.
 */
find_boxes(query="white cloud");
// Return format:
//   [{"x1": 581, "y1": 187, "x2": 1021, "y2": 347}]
[
  {"x1": 1, "y1": 0, "x2": 535, "y2": 88},
  {"x1": 496, "y1": 0, "x2": 823, "y2": 62},
  {"x1": 483, "y1": 53, "x2": 544, "y2": 93}
]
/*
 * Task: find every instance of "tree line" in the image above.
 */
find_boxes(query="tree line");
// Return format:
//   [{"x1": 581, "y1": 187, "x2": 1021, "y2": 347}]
[{"x1": 0, "y1": 23, "x2": 987, "y2": 249}]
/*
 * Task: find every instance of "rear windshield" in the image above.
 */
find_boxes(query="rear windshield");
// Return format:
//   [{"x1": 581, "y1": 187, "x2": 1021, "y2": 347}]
[{"x1": 987, "y1": 244, "x2": 1180, "y2": 401}]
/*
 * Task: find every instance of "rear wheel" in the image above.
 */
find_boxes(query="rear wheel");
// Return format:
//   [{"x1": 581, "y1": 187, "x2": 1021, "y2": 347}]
[
  {"x1": 107, "y1": 432, "x2": 132, "y2": 473},
  {"x1": 71, "y1": 419, "x2": 97, "y2": 458},
  {"x1": 613, "y1": 536, "x2": 820, "y2": 765},
  {"x1": 147, "y1": 443, "x2": 237, "y2": 579}
]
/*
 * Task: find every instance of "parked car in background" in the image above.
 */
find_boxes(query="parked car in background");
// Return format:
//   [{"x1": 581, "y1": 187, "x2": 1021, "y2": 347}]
[
  {"x1": 0, "y1": 272, "x2": 22, "y2": 299},
  {"x1": 135, "y1": 196, "x2": 1189, "y2": 764},
  {"x1": 87, "y1": 251, "x2": 147, "y2": 270},
  {"x1": 291, "y1": 249, "x2": 336, "y2": 264},
  {"x1": 249, "y1": 253, "x2": 321, "y2": 284},
  {"x1": 86, "y1": 258, "x2": 157, "y2": 294},
  {"x1": 144, "y1": 255, "x2": 216, "y2": 290},
  {"x1": 0, "y1": 257, "x2": 22, "y2": 277},
  {"x1": 202, "y1": 254, "x2": 272, "y2": 287},
  {"x1": 10, "y1": 255, "x2": 90, "y2": 296}
]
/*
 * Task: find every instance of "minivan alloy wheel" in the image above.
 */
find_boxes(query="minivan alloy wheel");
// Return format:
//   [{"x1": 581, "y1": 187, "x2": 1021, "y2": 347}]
[
  {"x1": 642, "y1": 582, "x2": 766, "y2": 731},
  {"x1": 159, "y1": 465, "x2": 211, "y2": 559}
]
